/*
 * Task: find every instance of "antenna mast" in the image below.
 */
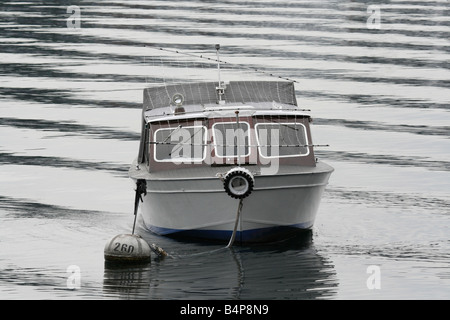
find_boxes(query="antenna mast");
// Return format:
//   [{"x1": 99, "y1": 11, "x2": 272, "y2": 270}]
[{"x1": 215, "y1": 44, "x2": 226, "y2": 104}]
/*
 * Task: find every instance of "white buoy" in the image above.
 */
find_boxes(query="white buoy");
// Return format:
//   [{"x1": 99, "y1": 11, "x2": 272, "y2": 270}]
[
  {"x1": 103, "y1": 179, "x2": 167, "y2": 263},
  {"x1": 104, "y1": 234, "x2": 151, "y2": 263}
]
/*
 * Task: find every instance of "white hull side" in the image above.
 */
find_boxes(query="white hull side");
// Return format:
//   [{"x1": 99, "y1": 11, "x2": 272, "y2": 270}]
[{"x1": 132, "y1": 163, "x2": 333, "y2": 242}]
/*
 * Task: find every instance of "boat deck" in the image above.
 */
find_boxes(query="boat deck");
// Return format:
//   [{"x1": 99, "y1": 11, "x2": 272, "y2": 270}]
[{"x1": 129, "y1": 159, "x2": 334, "y2": 181}]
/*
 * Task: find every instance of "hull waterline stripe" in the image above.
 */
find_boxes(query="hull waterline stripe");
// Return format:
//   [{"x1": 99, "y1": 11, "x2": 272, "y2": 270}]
[{"x1": 146, "y1": 222, "x2": 313, "y2": 242}]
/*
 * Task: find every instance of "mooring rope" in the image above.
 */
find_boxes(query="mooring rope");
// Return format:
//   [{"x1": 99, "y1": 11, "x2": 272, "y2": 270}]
[
  {"x1": 226, "y1": 198, "x2": 244, "y2": 248},
  {"x1": 132, "y1": 179, "x2": 147, "y2": 235}
]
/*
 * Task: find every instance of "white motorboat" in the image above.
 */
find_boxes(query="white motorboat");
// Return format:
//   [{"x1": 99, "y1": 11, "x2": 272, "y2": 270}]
[{"x1": 129, "y1": 49, "x2": 333, "y2": 243}]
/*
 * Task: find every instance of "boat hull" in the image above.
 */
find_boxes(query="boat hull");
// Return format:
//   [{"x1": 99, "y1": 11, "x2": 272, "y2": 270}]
[{"x1": 131, "y1": 162, "x2": 333, "y2": 243}]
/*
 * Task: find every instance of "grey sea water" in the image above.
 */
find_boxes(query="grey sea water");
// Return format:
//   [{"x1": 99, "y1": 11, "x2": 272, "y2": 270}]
[{"x1": 0, "y1": 0, "x2": 449, "y2": 300}]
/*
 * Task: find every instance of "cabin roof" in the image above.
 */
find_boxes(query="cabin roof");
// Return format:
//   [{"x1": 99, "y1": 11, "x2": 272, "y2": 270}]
[
  {"x1": 142, "y1": 81, "x2": 309, "y2": 122},
  {"x1": 143, "y1": 81, "x2": 298, "y2": 110},
  {"x1": 144, "y1": 103, "x2": 310, "y2": 123}
]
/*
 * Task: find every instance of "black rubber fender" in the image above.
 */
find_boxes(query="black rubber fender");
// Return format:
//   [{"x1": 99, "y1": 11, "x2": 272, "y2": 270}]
[{"x1": 223, "y1": 167, "x2": 255, "y2": 199}]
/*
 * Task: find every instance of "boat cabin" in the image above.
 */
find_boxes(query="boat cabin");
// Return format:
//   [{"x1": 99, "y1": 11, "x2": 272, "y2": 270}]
[{"x1": 137, "y1": 81, "x2": 316, "y2": 172}]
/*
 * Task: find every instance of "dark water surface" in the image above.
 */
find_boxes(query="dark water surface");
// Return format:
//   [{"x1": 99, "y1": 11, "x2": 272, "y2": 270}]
[{"x1": 1, "y1": 0, "x2": 449, "y2": 300}]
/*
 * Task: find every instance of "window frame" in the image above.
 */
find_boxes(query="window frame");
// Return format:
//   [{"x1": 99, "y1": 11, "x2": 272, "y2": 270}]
[
  {"x1": 212, "y1": 121, "x2": 252, "y2": 159},
  {"x1": 152, "y1": 125, "x2": 208, "y2": 163},
  {"x1": 254, "y1": 122, "x2": 310, "y2": 159}
]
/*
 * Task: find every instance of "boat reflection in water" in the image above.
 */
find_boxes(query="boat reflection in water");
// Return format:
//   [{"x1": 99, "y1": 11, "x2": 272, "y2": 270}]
[{"x1": 103, "y1": 231, "x2": 338, "y2": 299}]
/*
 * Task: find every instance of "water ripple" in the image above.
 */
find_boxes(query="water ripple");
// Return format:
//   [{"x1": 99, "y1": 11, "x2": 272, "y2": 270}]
[
  {"x1": 0, "y1": 117, "x2": 140, "y2": 140},
  {"x1": 315, "y1": 118, "x2": 450, "y2": 138}
]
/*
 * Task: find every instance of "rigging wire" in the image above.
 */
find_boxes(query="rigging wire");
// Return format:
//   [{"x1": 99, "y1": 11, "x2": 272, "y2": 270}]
[{"x1": 146, "y1": 45, "x2": 301, "y2": 84}]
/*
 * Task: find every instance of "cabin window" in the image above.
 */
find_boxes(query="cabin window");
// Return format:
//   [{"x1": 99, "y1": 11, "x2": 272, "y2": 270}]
[
  {"x1": 255, "y1": 123, "x2": 309, "y2": 158},
  {"x1": 153, "y1": 125, "x2": 207, "y2": 162},
  {"x1": 212, "y1": 121, "x2": 251, "y2": 158}
]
